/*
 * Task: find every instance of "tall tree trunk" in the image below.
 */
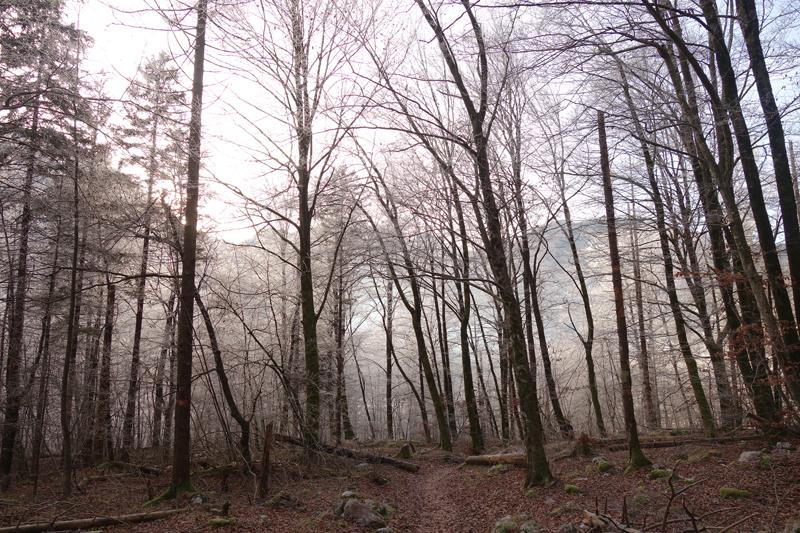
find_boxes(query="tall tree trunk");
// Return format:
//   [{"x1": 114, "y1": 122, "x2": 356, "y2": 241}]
[
  {"x1": 694, "y1": 0, "x2": 800, "y2": 403},
  {"x1": 62, "y1": 157, "x2": 85, "y2": 497},
  {"x1": 171, "y1": 0, "x2": 206, "y2": 496},
  {"x1": 736, "y1": 0, "x2": 800, "y2": 320},
  {"x1": 658, "y1": 16, "x2": 780, "y2": 432},
  {"x1": 0, "y1": 94, "x2": 39, "y2": 491},
  {"x1": 598, "y1": 110, "x2": 649, "y2": 470}
]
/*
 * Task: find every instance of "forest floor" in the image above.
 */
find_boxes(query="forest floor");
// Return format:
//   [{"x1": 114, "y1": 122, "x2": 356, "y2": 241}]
[{"x1": 0, "y1": 435, "x2": 798, "y2": 533}]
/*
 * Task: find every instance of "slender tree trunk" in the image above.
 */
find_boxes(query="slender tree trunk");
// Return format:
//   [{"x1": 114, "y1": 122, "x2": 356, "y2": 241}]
[
  {"x1": 31, "y1": 222, "x2": 60, "y2": 493},
  {"x1": 384, "y1": 278, "x2": 394, "y2": 440},
  {"x1": 630, "y1": 204, "x2": 658, "y2": 428},
  {"x1": 449, "y1": 176, "x2": 483, "y2": 453},
  {"x1": 171, "y1": 0, "x2": 206, "y2": 495},
  {"x1": 432, "y1": 266, "x2": 457, "y2": 438},
  {"x1": 93, "y1": 279, "x2": 115, "y2": 461},
  {"x1": 62, "y1": 155, "x2": 84, "y2": 497},
  {"x1": 598, "y1": 111, "x2": 649, "y2": 470},
  {"x1": 152, "y1": 291, "x2": 176, "y2": 448},
  {"x1": 557, "y1": 174, "x2": 605, "y2": 434}
]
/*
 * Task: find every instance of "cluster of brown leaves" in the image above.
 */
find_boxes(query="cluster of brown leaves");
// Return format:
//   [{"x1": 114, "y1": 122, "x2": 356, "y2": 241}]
[{"x1": 0, "y1": 438, "x2": 797, "y2": 533}]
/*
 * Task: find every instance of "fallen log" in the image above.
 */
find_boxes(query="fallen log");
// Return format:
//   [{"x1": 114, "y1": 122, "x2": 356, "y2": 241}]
[
  {"x1": 0, "y1": 509, "x2": 185, "y2": 533},
  {"x1": 274, "y1": 434, "x2": 419, "y2": 473},
  {"x1": 108, "y1": 461, "x2": 163, "y2": 476},
  {"x1": 464, "y1": 453, "x2": 526, "y2": 466},
  {"x1": 605, "y1": 434, "x2": 763, "y2": 452}
]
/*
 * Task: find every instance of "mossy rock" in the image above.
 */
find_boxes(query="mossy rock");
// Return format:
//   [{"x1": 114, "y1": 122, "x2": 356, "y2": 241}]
[
  {"x1": 525, "y1": 489, "x2": 537, "y2": 498},
  {"x1": 396, "y1": 443, "x2": 413, "y2": 459},
  {"x1": 491, "y1": 515, "x2": 520, "y2": 533},
  {"x1": 647, "y1": 469, "x2": 669, "y2": 480},
  {"x1": 597, "y1": 461, "x2": 612, "y2": 473},
  {"x1": 720, "y1": 488, "x2": 751, "y2": 499},
  {"x1": 550, "y1": 501, "x2": 577, "y2": 515},
  {"x1": 208, "y1": 518, "x2": 237, "y2": 527},
  {"x1": 489, "y1": 464, "x2": 508, "y2": 473},
  {"x1": 632, "y1": 494, "x2": 650, "y2": 508},
  {"x1": 624, "y1": 464, "x2": 642, "y2": 476},
  {"x1": 564, "y1": 484, "x2": 581, "y2": 494},
  {"x1": 760, "y1": 456, "x2": 771, "y2": 470}
]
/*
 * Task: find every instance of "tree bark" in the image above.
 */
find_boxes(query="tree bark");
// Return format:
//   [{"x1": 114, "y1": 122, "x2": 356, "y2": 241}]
[
  {"x1": 171, "y1": 0, "x2": 206, "y2": 496},
  {"x1": 598, "y1": 110, "x2": 649, "y2": 469}
]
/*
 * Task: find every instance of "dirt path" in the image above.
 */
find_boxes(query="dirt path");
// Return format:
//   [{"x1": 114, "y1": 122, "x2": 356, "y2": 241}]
[{"x1": 413, "y1": 463, "x2": 462, "y2": 532}]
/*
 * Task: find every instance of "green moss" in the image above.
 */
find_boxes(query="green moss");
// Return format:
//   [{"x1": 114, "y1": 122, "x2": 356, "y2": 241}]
[
  {"x1": 760, "y1": 456, "x2": 771, "y2": 470},
  {"x1": 299, "y1": 489, "x2": 310, "y2": 495},
  {"x1": 647, "y1": 469, "x2": 670, "y2": 480},
  {"x1": 0, "y1": 499, "x2": 23, "y2": 504},
  {"x1": 720, "y1": 488, "x2": 751, "y2": 499},
  {"x1": 632, "y1": 494, "x2": 650, "y2": 508},
  {"x1": 489, "y1": 464, "x2": 508, "y2": 473},
  {"x1": 564, "y1": 484, "x2": 581, "y2": 494},
  {"x1": 525, "y1": 489, "x2": 537, "y2": 498},
  {"x1": 597, "y1": 461, "x2": 612, "y2": 473}
]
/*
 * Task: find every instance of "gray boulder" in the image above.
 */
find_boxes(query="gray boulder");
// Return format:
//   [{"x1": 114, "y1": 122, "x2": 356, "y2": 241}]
[
  {"x1": 342, "y1": 498, "x2": 386, "y2": 529},
  {"x1": 738, "y1": 451, "x2": 762, "y2": 462}
]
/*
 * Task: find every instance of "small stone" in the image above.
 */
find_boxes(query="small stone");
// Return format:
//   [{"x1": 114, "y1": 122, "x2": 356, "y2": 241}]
[
  {"x1": 376, "y1": 528, "x2": 394, "y2": 533},
  {"x1": 559, "y1": 523, "x2": 576, "y2": 533},
  {"x1": 650, "y1": 463, "x2": 664, "y2": 470},
  {"x1": 591, "y1": 456, "x2": 607, "y2": 464},
  {"x1": 776, "y1": 442, "x2": 793, "y2": 450},
  {"x1": 545, "y1": 498, "x2": 557, "y2": 505},
  {"x1": 191, "y1": 496, "x2": 203, "y2": 506},
  {"x1": 738, "y1": 451, "x2": 762, "y2": 462},
  {"x1": 340, "y1": 491, "x2": 356, "y2": 498},
  {"x1": 356, "y1": 463, "x2": 371, "y2": 471}
]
